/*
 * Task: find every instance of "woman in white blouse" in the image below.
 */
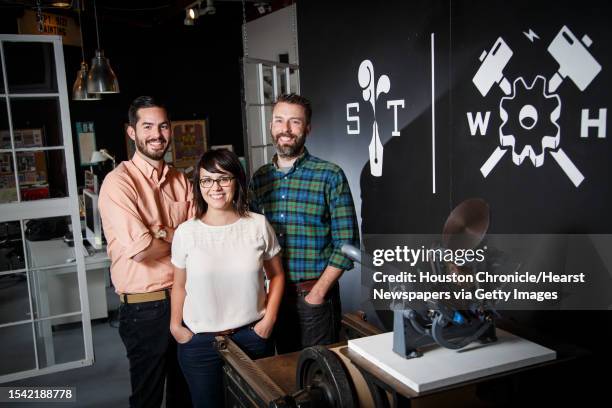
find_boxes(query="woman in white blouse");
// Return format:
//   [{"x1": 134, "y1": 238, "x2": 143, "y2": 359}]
[{"x1": 170, "y1": 149, "x2": 284, "y2": 408}]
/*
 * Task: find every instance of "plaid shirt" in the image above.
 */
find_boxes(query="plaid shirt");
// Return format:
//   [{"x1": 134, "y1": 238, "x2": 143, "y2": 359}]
[{"x1": 249, "y1": 149, "x2": 359, "y2": 282}]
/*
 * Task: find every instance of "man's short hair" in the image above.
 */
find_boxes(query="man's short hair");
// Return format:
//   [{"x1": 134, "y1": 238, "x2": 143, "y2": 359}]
[
  {"x1": 128, "y1": 96, "x2": 167, "y2": 127},
  {"x1": 274, "y1": 93, "x2": 312, "y2": 125}
]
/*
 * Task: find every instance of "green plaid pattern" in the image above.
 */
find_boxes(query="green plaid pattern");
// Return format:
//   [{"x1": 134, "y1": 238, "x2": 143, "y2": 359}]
[{"x1": 249, "y1": 149, "x2": 359, "y2": 282}]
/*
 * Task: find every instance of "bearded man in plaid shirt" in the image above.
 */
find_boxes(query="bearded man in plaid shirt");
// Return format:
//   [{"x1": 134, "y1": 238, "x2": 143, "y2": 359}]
[{"x1": 249, "y1": 93, "x2": 359, "y2": 353}]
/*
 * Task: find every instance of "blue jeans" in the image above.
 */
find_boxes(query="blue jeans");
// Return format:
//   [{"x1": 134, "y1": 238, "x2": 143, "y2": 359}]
[{"x1": 177, "y1": 324, "x2": 273, "y2": 408}]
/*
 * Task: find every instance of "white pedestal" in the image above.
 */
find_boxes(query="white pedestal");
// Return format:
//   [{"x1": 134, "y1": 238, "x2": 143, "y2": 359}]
[{"x1": 348, "y1": 329, "x2": 556, "y2": 393}]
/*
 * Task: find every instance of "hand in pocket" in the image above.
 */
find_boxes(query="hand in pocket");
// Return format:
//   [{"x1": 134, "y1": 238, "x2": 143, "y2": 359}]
[
  {"x1": 171, "y1": 326, "x2": 194, "y2": 344},
  {"x1": 253, "y1": 317, "x2": 274, "y2": 339}
]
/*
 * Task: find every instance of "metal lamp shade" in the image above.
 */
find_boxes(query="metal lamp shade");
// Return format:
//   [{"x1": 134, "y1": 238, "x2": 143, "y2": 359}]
[
  {"x1": 72, "y1": 62, "x2": 101, "y2": 101},
  {"x1": 87, "y1": 49, "x2": 120, "y2": 94}
]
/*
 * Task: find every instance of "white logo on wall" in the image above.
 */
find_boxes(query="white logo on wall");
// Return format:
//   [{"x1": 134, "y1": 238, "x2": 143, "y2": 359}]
[
  {"x1": 346, "y1": 60, "x2": 405, "y2": 176},
  {"x1": 468, "y1": 25, "x2": 606, "y2": 187}
]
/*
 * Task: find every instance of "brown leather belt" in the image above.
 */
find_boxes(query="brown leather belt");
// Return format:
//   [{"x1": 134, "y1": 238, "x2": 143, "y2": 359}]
[
  {"x1": 202, "y1": 328, "x2": 238, "y2": 336},
  {"x1": 200, "y1": 322, "x2": 255, "y2": 336},
  {"x1": 120, "y1": 289, "x2": 169, "y2": 304},
  {"x1": 286, "y1": 279, "x2": 317, "y2": 296}
]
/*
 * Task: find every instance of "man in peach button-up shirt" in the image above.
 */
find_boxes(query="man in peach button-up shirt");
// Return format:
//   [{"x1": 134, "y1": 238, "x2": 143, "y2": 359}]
[{"x1": 99, "y1": 96, "x2": 192, "y2": 408}]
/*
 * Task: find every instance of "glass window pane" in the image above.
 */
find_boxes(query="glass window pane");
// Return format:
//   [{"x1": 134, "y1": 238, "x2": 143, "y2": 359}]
[
  {"x1": 264, "y1": 105, "x2": 272, "y2": 141},
  {"x1": 29, "y1": 266, "x2": 80, "y2": 320},
  {"x1": 4, "y1": 42, "x2": 58, "y2": 94},
  {"x1": 0, "y1": 322, "x2": 36, "y2": 376},
  {"x1": 0, "y1": 153, "x2": 17, "y2": 203},
  {"x1": 10, "y1": 98, "x2": 63, "y2": 147},
  {"x1": 289, "y1": 68, "x2": 299, "y2": 94},
  {"x1": 0, "y1": 48, "x2": 4, "y2": 94},
  {"x1": 249, "y1": 147, "x2": 265, "y2": 175},
  {"x1": 35, "y1": 317, "x2": 84, "y2": 369},
  {"x1": 0, "y1": 272, "x2": 30, "y2": 325},
  {"x1": 244, "y1": 62, "x2": 260, "y2": 104},
  {"x1": 276, "y1": 67, "x2": 288, "y2": 96},
  {"x1": 24, "y1": 216, "x2": 73, "y2": 269},
  {"x1": 17, "y1": 150, "x2": 68, "y2": 200},
  {"x1": 262, "y1": 65, "x2": 274, "y2": 104},
  {"x1": 247, "y1": 106, "x2": 263, "y2": 146},
  {"x1": 16, "y1": 150, "x2": 49, "y2": 200},
  {"x1": 0, "y1": 98, "x2": 8, "y2": 148},
  {"x1": 0, "y1": 221, "x2": 25, "y2": 272}
]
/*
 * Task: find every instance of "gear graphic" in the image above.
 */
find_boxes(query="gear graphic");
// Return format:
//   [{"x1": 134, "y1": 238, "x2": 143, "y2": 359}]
[
  {"x1": 499, "y1": 75, "x2": 561, "y2": 167},
  {"x1": 473, "y1": 27, "x2": 598, "y2": 187}
]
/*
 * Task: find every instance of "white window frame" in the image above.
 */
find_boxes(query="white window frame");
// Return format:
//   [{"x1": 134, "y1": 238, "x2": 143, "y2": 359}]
[
  {"x1": 0, "y1": 34, "x2": 93, "y2": 383},
  {"x1": 241, "y1": 57, "x2": 300, "y2": 176}
]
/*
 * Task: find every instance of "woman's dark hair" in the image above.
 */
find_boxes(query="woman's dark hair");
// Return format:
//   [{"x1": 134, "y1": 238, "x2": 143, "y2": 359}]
[{"x1": 192, "y1": 149, "x2": 249, "y2": 218}]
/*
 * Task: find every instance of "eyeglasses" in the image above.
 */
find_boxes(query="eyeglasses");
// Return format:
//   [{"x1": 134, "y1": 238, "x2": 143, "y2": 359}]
[{"x1": 199, "y1": 176, "x2": 234, "y2": 188}]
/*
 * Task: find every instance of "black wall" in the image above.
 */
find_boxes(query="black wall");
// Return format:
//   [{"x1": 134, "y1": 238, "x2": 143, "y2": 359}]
[
  {"x1": 298, "y1": 0, "x2": 611, "y2": 400},
  {"x1": 2, "y1": 4, "x2": 245, "y2": 186},
  {"x1": 299, "y1": 0, "x2": 611, "y2": 235}
]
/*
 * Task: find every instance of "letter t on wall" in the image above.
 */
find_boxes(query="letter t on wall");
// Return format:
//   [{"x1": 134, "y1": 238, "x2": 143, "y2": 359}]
[{"x1": 387, "y1": 99, "x2": 405, "y2": 136}]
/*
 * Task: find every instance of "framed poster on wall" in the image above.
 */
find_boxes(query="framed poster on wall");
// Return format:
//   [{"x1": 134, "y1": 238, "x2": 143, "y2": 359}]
[
  {"x1": 172, "y1": 120, "x2": 208, "y2": 170},
  {"x1": 76, "y1": 122, "x2": 96, "y2": 166}
]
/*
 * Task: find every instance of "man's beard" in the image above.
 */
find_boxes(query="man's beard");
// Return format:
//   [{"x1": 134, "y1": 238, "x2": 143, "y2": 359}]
[
  {"x1": 272, "y1": 131, "x2": 306, "y2": 158},
  {"x1": 135, "y1": 136, "x2": 169, "y2": 161}
]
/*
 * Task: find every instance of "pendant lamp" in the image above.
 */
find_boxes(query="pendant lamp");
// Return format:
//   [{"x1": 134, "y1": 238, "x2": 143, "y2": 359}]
[
  {"x1": 87, "y1": 0, "x2": 119, "y2": 94},
  {"x1": 72, "y1": 4, "x2": 100, "y2": 100}
]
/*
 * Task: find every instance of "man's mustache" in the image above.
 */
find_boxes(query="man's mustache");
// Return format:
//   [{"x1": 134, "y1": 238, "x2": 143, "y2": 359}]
[{"x1": 275, "y1": 132, "x2": 296, "y2": 140}]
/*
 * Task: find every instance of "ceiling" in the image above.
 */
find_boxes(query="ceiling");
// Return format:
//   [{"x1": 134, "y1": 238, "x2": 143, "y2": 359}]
[{"x1": 0, "y1": 0, "x2": 286, "y2": 28}]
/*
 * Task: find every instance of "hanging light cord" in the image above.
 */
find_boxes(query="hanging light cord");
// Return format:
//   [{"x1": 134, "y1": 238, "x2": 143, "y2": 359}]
[
  {"x1": 36, "y1": 0, "x2": 43, "y2": 32},
  {"x1": 78, "y1": 6, "x2": 85, "y2": 62},
  {"x1": 241, "y1": 0, "x2": 248, "y2": 57},
  {"x1": 291, "y1": 1, "x2": 298, "y2": 64},
  {"x1": 93, "y1": 0, "x2": 101, "y2": 50}
]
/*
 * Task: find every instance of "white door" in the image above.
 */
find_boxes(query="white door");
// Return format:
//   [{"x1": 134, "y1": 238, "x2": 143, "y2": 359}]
[{"x1": 0, "y1": 35, "x2": 93, "y2": 383}]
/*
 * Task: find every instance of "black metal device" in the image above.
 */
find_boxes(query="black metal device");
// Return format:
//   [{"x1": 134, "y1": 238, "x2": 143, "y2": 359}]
[
  {"x1": 343, "y1": 198, "x2": 503, "y2": 359},
  {"x1": 294, "y1": 346, "x2": 357, "y2": 407},
  {"x1": 216, "y1": 312, "x2": 384, "y2": 408}
]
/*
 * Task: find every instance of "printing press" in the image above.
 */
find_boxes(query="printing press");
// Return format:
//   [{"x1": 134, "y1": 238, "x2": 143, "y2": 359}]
[
  {"x1": 215, "y1": 312, "x2": 394, "y2": 408},
  {"x1": 349, "y1": 198, "x2": 501, "y2": 360},
  {"x1": 216, "y1": 199, "x2": 558, "y2": 407}
]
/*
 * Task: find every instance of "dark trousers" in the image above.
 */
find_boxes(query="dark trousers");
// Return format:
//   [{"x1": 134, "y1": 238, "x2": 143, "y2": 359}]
[
  {"x1": 177, "y1": 324, "x2": 273, "y2": 408},
  {"x1": 274, "y1": 283, "x2": 342, "y2": 354},
  {"x1": 118, "y1": 298, "x2": 192, "y2": 408}
]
